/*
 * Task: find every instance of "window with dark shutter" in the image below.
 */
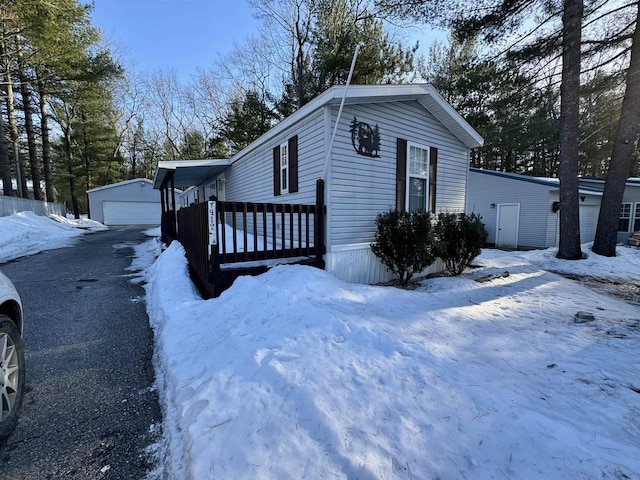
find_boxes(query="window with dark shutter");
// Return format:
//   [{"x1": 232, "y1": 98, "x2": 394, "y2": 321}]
[
  {"x1": 288, "y1": 135, "x2": 298, "y2": 193},
  {"x1": 396, "y1": 138, "x2": 407, "y2": 211},
  {"x1": 273, "y1": 145, "x2": 281, "y2": 196},
  {"x1": 429, "y1": 147, "x2": 438, "y2": 213},
  {"x1": 273, "y1": 136, "x2": 298, "y2": 196},
  {"x1": 398, "y1": 139, "x2": 437, "y2": 212}
]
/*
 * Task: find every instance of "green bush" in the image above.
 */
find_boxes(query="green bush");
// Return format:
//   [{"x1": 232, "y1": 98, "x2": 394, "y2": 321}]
[
  {"x1": 434, "y1": 212, "x2": 488, "y2": 276},
  {"x1": 371, "y1": 209, "x2": 436, "y2": 286}
]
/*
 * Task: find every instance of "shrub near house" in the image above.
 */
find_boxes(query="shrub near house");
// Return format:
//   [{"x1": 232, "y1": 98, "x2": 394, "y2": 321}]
[
  {"x1": 371, "y1": 210, "x2": 436, "y2": 286},
  {"x1": 435, "y1": 213, "x2": 488, "y2": 276},
  {"x1": 372, "y1": 210, "x2": 487, "y2": 284}
]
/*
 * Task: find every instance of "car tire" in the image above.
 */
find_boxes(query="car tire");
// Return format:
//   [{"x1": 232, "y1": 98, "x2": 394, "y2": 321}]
[{"x1": 0, "y1": 314, "x2": 25, "y2": 441}]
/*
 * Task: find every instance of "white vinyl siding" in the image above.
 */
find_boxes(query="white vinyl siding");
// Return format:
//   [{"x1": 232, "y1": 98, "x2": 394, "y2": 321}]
[
  {"x1": 619, "y1": 184, "x2": 640, "y2": 241},
  {"x1": 330, "y1": 101, "x2": 469, "y2": 246},
  {"x1": 466, "y1": 171, "x2": 554, "y2": 249},
  {"x1": 220, "y1": 100, "x2": 472, "y2": 250},
  {"x1": 223, "y1": 111, "x2": 324, "y2": 205},
  {"x1": 467, "y1": 171, "x2": 605, "y2": 249}
]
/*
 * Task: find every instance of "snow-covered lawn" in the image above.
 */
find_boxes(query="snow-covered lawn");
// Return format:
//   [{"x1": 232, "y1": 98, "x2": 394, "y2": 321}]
[
  {"x1": 1, "y1": 212, "x2": 637, "y2": 479},
  {"x1": 144, "y1": 241, "x2": 640, "y2": 480},
  {"x1": 0, "y1": 211, "x2": 106, "y2": 263}
]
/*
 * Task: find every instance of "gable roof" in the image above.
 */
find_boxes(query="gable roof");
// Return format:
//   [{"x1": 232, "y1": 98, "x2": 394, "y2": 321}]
[
  {"x1": 469, "y1": 168, "x2": 603, "y2": 195},
  {"x1": 236, "y1": 84, "x2": 483, "y2": 160},
  {"x1": 153, "y1": 84, "x2": 484, "y2": 190},
  {"x1": 86, "y1": 178, "x2": 154, "y2": 193}
]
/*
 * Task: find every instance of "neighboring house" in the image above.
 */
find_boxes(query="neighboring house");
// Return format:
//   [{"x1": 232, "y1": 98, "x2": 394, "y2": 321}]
[
  {"x1": 155, "y1": 84, "x2": 483, "y2": 286},
  {"x1": 578, "y1": 177, "x2": 640, "y2": 242},
  {"x1": 87, "y1": 178, "x2": 162, "y2": 226},
  {"x1": 466, "y1": 168, "x2": 639, "y2": 249}
]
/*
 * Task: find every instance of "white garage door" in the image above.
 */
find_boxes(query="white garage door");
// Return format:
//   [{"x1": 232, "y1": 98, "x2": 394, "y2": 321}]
[
  {"x1": 103, "y1": 201, "x2": 161, "y2": 225},
  {"x1": 579, "y1": 205, "x2": 600, "y2": 243}
]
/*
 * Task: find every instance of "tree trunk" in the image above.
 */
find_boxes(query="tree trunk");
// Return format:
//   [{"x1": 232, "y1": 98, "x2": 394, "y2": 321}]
[
  {"x1": 64, "y1": 126, "x2": 80, "y2": 218},
  {"x1": 0, "y1": 106, "x2": 13, "y2": 196},
  {"x1": 37, "y1": 77, "x2": 56, "y2": 201},
  {"x1": 1, "y1": 36, "x2": 25, "y2": 198},
  {"x1": 0, "y1": 25, "x2": 14, "y2": 196},
  {"x1": 592, "y1": 7, "x2": 640, "y2": 257},
  {"x1": 557, "y1": 0, "x2": 583, "y2": 260},
  {"x1": 16, "y1": 37, "x2": 43, "y2": 200}
]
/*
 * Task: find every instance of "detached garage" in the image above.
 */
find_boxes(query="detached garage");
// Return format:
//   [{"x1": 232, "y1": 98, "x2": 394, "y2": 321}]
[
  {"x1": 466, "y1": 169, "x2": 603, "y2": 249},
  {"x1": 87, "y1": 179, "x2": 161, "y2": 226}
]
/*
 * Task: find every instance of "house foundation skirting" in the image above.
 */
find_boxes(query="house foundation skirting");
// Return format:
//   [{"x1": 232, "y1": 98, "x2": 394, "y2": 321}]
[{"x1": 326, "y1": 244, "x2": 444, "y2": 285}]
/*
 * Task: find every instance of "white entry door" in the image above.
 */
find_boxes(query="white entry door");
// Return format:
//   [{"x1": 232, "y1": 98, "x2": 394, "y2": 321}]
[
  {"x1": 496, "y1": 203, "x2": 520, "y2": 249},
  {"x1": 579, "y1": 205, "x2": 599, "y2": 243}
]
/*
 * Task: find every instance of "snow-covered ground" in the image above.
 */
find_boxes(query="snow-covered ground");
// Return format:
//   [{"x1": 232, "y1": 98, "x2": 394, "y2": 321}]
[
  {"x1": 1, "y1": 212, "x2": 638, "y2": 479},
  {"x1": 143, "y1": 239, "x2": 640, "y2": 479},
  {"x1": 0, "y1": 211, "x2": 107, "y2": 263}
]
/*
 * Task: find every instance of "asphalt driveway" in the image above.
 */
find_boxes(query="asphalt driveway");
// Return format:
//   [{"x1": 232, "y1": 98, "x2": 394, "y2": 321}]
[{"x1": 0, "y1": 228, "x2": 161, "y2": 479}]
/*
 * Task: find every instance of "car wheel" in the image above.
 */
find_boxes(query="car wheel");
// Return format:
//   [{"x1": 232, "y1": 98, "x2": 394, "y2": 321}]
[{"x1": 0, "y1": 314, "x2": 25, "y2": 441}]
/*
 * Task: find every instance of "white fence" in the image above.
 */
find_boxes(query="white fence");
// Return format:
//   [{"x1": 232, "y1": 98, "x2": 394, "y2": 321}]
[{"x1": 0, "y1": 196, "x2": 66, "y2": 218}]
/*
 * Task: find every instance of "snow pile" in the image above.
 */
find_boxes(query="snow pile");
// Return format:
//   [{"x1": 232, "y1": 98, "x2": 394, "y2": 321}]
[
  {"x1": 0, "y1": 211, "x2": 106, "y2": 264},
  {"x1": 146, "y1": 243, "x2": 640, "y2": 479},
  {"x1": 49, "y1": 213, "x2": 108, "y2": 231},
  {"x1": 493, "y1": 242, "x2": 639, "y2": 281},
  {"x1": 127, "y1": 235, "x2": 164, "y2": 284}
]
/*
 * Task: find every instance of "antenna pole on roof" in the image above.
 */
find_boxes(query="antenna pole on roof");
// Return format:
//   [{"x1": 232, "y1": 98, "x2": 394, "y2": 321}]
[{"x1": 321, "y1": 42, "x2": 363, "y2": 182}]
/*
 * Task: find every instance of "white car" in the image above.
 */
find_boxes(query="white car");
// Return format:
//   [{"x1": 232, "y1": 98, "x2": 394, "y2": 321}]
[{"x1": 0, "y1": 270, "x2": 24, "y2": 441}]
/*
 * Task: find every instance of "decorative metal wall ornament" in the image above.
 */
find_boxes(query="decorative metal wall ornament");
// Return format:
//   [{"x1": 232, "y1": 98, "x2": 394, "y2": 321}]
[{"x1": 349, "y1": 116, "x2": 381, "y2": 157}]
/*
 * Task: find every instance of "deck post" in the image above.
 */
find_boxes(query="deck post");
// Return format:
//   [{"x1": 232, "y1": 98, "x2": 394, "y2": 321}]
[
  {"x1": 315, "y1": 179, "x2": 326, "y2": 269},
  {"x1": 170, "y1": 172, "x2": 177, "y2": 238}
]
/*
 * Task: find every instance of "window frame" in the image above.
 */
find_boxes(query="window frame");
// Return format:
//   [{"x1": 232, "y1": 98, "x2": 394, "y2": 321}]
[
  {"x1": 280, "y1": 141, "x2": 289, "y2": 195},
  {"x1": 619, "y1": 202, "x2": 632, "y2": 232},
  {"x1": 405, "y1": 142, "x2": 430, "y2": 212},
  {"x1": 633, "y1": 202, "x2": 640, "y2": 232}
]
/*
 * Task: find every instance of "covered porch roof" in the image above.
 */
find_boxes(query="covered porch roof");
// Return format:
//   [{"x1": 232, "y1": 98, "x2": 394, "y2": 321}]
[{"x1": 152, "y1": 159, "x2": 232, "y2": 189}]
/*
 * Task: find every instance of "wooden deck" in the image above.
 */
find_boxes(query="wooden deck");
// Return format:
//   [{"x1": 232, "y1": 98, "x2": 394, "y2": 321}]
[{"x1": 162, "y1": 179, "x2": 325, "y2": 298}]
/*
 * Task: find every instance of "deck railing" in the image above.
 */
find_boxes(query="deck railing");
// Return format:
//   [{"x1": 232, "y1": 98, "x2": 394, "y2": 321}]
[
  {"x1": 215, "y1": 202, "x2": 316, "y2": 264},
  {"x1": 175, "y1": 179, "x2": 325, "y2": 297},
  {"x1": 176, "y1": 203, "x2": 213, "y2": 296}
]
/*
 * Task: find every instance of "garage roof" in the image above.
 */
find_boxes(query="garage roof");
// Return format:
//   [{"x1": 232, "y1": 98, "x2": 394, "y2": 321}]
[
  {"x1": 470, "y1": 168, "x2": 603, "y2": 196},
  {"x1": 87, "y1": 178, "x2": 154, "y2": 193},
  {"x1": 152, "y1": 159, "x2": 232, "y2": 190}
]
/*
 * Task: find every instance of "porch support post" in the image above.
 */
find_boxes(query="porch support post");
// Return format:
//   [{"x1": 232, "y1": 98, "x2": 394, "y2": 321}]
[
  {"x1": 315, "y1": 179, "x2": 326, "y2": 269},
  {"x1": 170, "y1": 173, "x2": 176, "y2": 212},
  {"x1": 170, "y1": 172, "x2": 177, "y2": 237}
]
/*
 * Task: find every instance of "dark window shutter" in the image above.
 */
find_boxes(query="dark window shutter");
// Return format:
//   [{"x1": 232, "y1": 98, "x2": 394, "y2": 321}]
[
  {"x1": 396, "y1": 138, "x2": 407, "y2": 212},
  {"x1": 429, "y1": 147, "x2": 438, "y2": 213},
  {"x1": 273, "y1": 145, "x2": 281, "y2": 196},
  {"x1": 288, "y1": 135, "x2": 298, "y2": 193}
]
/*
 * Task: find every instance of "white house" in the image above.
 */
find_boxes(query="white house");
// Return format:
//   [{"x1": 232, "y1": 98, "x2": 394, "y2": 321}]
[
  {"x1": 87, "y1": 178, "x2": 161, "y2": 226},
  {"x1": 154, "y1": 84, "x2": 483, "y2": 285},
  {"x1": 466, "y1": 168, "x2": 640, "y2": 249},
  {"x1": 578, "y1": 177, "x2": 640, "y2": 242}
]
